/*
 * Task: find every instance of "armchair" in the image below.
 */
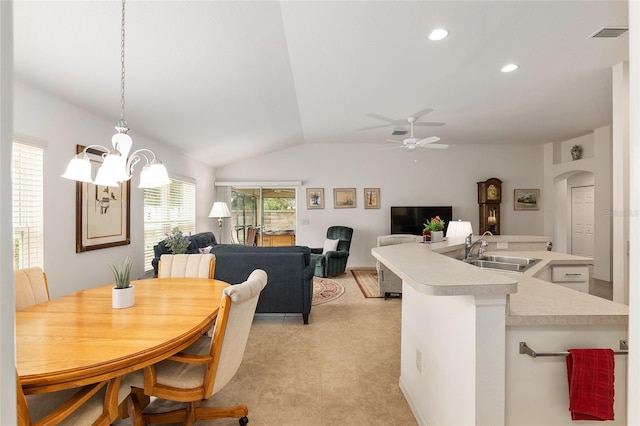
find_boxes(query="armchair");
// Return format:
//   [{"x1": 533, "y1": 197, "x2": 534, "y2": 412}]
[{"x1": 310, "y1": 226, "x2": 354, "y2": 277}]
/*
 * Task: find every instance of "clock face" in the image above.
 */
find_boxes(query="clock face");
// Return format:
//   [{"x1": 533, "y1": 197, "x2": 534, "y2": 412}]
[{"x1": 487, "y1": 184, "x2": 499, "y2": 200}]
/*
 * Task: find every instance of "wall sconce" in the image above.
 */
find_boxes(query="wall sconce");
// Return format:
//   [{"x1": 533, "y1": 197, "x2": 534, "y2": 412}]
[{"x1": 446, "y1": 220, "x2": 474, "y2": 239}]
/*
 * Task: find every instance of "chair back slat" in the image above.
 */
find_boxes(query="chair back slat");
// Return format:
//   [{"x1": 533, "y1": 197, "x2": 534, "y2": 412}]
[
  {"x1": 15, "y1": 267, "x2": 50, "y2": 310},
  {"x1": 158, "y1": 254, "x2": 216, "y2": 279}
]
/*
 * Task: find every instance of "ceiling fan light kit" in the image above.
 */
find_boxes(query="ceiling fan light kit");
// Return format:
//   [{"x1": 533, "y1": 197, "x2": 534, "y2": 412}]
[{"x1": 380, "y1": 117, "x2": 448, "y2": 151}]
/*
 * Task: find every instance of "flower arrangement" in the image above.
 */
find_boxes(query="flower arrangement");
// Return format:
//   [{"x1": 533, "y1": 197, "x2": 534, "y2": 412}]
[
  {"x1": 424, "y1": 216, "x2": 445, "y2": 232},
  {"x1": 165, "y1": 227, "x2": 191, "y2": 254},
  {"x1": 108, "y1": 257, "x2": 132, "y2": 289}
]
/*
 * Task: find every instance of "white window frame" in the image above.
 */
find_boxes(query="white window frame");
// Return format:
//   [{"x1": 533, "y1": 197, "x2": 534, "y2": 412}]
[
  {"x1": 12, "y1": 137, "x2": 46, "y2": 270},
  {"x1": 143, "y1": 177, "x2": 196, "y2": 272}
]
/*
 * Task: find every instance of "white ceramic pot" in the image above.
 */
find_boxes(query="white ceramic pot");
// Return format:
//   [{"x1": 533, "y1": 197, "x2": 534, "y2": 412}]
[
  {"x1": 431, "y1": 231, "x2": 444, "y2": 242},
  {"x1": 112, "y1": 285, "x2": 135, "y2": 309}
]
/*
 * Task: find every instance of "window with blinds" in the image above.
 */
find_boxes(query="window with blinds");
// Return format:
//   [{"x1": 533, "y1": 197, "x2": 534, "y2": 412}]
[
  {"x1": 12, "y1": 141, "x2": 44, "y2": 269},
  {"x1": 143, "y1": 178, "x2": 196, "y2": 272}
]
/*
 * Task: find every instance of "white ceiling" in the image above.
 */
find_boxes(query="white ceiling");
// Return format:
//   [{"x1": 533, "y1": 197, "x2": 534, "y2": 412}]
[{"x1": 13, "y1": 1, "x2": 629, "y2": 167}]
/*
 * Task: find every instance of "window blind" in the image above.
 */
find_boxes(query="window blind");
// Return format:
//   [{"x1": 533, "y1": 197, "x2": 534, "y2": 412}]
[
  {"x1": 12, "y1": 142, "x2": 44, "y2": 269},
  {"x1": 143, "y1": 178, "x2": 196, "y2": 272}
]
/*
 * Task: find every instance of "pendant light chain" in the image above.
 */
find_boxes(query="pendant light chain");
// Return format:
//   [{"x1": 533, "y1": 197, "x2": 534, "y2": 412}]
[{"x1": 118, "y1": 0, "x2": 128, "y2": 132}]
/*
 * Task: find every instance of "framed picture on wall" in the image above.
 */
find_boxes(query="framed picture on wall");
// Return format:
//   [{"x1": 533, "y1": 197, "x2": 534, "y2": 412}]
[
  {"x1": 333, "y1": 188, "x2": 356, "y2": 208},
  {"x1": 364, "y1": 188, "x2": 380, "y2": 209},
  {"x1": 75, "y1": 144, "x2": 131, "y2": 252},
  {"x1": 306, "y1": 188, "x2": 325, "y2": 209},
  {"x1": 514, "y1": 189, "x2": 540, "y2": 210}
]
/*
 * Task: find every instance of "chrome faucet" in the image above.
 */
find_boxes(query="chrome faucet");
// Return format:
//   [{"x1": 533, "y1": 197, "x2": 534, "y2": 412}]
[{"x1": 465, "y1": 233, "x2": 488, "y2": 260}]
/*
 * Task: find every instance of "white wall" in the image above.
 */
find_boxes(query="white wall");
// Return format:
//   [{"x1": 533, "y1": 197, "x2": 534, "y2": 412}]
[
  {"x1": 216, "y1": 143, "x2": 545, "y2": 268},
  {"x1": 13, "y1": 82, "x2": 216, "y2": 297}
]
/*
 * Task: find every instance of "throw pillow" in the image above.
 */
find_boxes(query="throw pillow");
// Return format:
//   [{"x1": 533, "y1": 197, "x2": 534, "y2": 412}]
[
  {"x1": 322, "y1": 238, "x2": 339, "y2": 254},
  {"x1": 199, "y1": 245, "x2": 213, "y2": 254}
]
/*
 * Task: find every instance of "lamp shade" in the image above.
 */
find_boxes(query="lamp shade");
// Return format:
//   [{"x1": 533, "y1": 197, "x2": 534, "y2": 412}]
[
  {"x1": 446, "y1": 220, "x2": 473, "y2": 239},
  {"x1": 208, "y1": 202, "x2": 231, "y2": 219},
  {"x1": 138, "y1": 162, "x2": 172, "y2": 188},
  {"x1": 61, "y1": 155, "x2": 93, "y2": 183}
]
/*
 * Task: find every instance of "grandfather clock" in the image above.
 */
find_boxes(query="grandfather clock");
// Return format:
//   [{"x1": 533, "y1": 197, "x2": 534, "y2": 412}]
[{"x1": 477, "y1": 178, "x2": 502, "y2": 235}]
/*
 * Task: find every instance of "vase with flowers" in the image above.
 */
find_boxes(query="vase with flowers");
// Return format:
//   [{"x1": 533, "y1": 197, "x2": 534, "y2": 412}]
[
  {"x1": 165, "y1": 227, "x2": 192, "y2": 254},
  {"x1": 423, "y1": 216, "x2": 446, "y2": 242},
  {"x1": 109, "y1": 256, "x2": 134, "y2": 309}
]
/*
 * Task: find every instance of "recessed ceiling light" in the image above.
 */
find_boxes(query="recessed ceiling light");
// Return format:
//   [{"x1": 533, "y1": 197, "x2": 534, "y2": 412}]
[
  {"x1": 429, "y1": 29, "x2": 449, "y2": 41},
  {"x1": 501, "y1": 64, "x2": 519, "y2": 73}
]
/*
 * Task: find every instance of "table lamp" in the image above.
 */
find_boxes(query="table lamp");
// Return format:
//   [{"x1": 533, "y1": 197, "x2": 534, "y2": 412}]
[
  {"x1": 446, "y1": 220, "x2": 473, "y2": 239},
  {"x1": 208, "y1": 202, "x2": 231, "y2": 242}
]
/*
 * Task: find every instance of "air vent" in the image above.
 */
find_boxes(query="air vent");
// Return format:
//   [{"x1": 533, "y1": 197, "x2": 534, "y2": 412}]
[
  {"x1": 588, "y1": 26, "x2": 628, "y2": 39},
  {"x1": 391, "y1": 130, "x2": 408, "y2": 136}
]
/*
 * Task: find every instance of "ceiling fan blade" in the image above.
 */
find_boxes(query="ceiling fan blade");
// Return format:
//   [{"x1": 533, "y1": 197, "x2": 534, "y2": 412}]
[
  {"x1": 358, "y1": 124, "x2": 394, "y2": 131},
  {"x1": 413, "y1": 121, "x2": 446, "y2": 127},
  {"x1": 378, "y1": 145, "x2": 406, "y2": 151},
  {"x1": 421, "y1": 143, "x2": 449, "y2": 149},
  {"x1": 366, "y1": 113, "x2": 396, "y2": 123},
  {"x1": 416, "y1": 136, "x2": 441, "y2": 145},
  {"x1": 410, "y1": 108, "x2": 434, "y2": 119},
  {"x1": 385, "y1": 139, "x2": 403, "y2": 144}
]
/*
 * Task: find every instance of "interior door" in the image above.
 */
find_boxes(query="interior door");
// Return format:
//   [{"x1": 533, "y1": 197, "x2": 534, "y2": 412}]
[{"x1": 571, "y1": 186, "x2": 594, "y2": 257}]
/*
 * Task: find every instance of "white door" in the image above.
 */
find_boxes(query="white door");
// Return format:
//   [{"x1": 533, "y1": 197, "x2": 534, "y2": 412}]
[{"x1": 571, "y1": 186, "x2": 594, "y2": 257}]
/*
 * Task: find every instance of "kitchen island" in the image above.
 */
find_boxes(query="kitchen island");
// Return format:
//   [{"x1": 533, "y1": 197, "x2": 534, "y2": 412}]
[{"x1": 372, "y1": 236, "x2": 628, "y2": 426}]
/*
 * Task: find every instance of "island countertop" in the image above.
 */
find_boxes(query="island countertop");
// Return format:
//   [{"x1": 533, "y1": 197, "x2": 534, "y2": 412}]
[{"x1": 371, "y1": 236, "x2": 629, "y2": 326}]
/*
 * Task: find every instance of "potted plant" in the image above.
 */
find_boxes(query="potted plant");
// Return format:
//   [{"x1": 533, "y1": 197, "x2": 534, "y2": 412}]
[
  {"x1": 165, "y1": 227, "x2": 191, "y2": 254},
  {"x1": 423, "y1": 216, "x2": 446, "y2": 242},
  {"x1": 109, "y1": 257, "x2": 134, "y2": 309}
]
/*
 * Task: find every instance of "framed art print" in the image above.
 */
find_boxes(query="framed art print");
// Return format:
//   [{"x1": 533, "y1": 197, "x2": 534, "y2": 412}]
[
  {"x1": 306, "y1": 188, "x2": 324, "y2": 209},
  {"x1": 333, "y1": 188, "x2": 356, "y2": 208},
  {"x1": 75, "y1": 144, "x2": 131, "y2": 252},
  {"x1": 364, "y1": 188, "x2": 380, "y2": 209},
  {"x1": 514, "y1": 189, "x2": 540, "y2": 210}
]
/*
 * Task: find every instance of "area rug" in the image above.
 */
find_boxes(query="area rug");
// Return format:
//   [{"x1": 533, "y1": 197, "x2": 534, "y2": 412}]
[
  {"x1": 312, "y1": 277, "x2": 345, "y2": 305},
  {"x1": 351, "y1": 269, "x2": 381, "y2": 298}
]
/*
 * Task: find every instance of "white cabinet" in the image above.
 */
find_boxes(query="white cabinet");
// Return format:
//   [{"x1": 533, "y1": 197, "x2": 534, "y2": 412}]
[{"x1": 551, "y1": 265, "x2": 590, "y2": 293}]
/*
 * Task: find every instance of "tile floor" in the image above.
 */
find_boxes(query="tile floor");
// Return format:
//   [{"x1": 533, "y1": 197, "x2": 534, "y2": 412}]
[{"x1": 116, "y1": 271, "x2": 417, "y2": 425}]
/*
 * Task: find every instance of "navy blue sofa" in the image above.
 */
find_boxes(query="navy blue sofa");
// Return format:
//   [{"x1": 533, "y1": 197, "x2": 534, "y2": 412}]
[{"x1": 210, "y1": 245, "x2": 315, "y2": 324}]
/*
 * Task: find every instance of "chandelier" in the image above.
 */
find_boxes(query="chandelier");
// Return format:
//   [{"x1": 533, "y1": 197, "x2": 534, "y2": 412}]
[{"x1": 62, "y1": 0, "x2": 171, "y2": 189}]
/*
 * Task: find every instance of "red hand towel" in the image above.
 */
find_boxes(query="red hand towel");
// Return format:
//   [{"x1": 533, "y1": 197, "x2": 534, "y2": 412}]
[{"x1": 566, "y1": 348, "x2": 615, "y2": 421}]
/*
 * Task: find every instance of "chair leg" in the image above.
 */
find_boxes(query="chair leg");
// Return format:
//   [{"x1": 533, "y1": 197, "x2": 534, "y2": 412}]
[{"x1": 194, "y1": 404, "x2": 249, "y2": 422}]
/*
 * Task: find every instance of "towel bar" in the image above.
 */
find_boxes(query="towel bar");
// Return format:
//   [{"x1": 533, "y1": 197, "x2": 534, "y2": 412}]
[{"x1": 519, "y1": 340, "x2": 628, "y2": 358}]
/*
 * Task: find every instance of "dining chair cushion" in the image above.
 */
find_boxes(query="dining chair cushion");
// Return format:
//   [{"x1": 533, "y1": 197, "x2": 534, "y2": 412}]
[
  {"x1": 158, "y1": 253, "x2": 215, "y2": 279},
  {"x1": 15, "y1": 267, "x2": 50, "y2": 310}
]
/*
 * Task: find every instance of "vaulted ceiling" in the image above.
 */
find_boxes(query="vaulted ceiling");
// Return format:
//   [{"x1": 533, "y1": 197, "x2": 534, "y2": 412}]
[{"x1": 13, "y1": 1, "x2": 628, "y2": 167}]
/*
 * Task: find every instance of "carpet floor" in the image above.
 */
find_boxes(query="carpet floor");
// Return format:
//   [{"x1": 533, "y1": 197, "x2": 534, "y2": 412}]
[{"x1": 115, "y1": 269, "x2": 416, "y2": 425}]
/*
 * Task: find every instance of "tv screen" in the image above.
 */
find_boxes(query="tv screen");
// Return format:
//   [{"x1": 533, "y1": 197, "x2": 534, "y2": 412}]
[{"x1": 391, "y1": 206, "x2": 453, "y2": 236}]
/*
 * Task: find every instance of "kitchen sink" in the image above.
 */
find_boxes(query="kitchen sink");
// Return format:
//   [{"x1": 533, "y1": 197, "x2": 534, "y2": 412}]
[{"x1": 463, "y1": 256, "x2": 541, "y2": 273}]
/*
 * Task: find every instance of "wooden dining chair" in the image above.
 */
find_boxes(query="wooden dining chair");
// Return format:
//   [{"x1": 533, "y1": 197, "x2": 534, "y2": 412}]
[
  {"x1": 17, "y1": 375, "x2": 134, "y2": 426},
  {"x1": 128, "y1": 269, "x2": 268, "y2": 426},
  {"x1": 15, "y1": 267, "x2": 50, "y2": 310},
  {"x1": 245, "y1": 226, "x2": 257, "y2": 246},
  {"x1": 157, "y1": 253, "x2": 216, "y2": 279}
]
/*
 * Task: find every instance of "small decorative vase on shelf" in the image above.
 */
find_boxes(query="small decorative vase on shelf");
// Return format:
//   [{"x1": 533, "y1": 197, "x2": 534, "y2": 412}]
[
  {"x1": 570, "y1": 144, "x2": 583, "y2": 161},
  {"x1": 109, "y1": 257, "x2": 134, "y2": 309},
  {"x1": 430, "y1": 230, "x2": 444, "y2": 242}
]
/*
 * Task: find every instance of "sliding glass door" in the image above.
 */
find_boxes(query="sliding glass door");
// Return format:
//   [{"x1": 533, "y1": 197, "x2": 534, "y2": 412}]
[{"x1": 230, "y1": 187, "x2": 296, "y2": 246}]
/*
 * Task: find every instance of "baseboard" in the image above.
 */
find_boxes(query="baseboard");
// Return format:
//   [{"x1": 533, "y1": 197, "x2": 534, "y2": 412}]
[{"x1": 399, "y1": 376, "x2": 424, "y2": 426}]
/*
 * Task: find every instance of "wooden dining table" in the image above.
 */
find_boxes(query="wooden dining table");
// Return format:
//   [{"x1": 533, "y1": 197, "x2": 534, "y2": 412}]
[{"x1": 16, "y1": 277, "x2": 229, "y2": 395}]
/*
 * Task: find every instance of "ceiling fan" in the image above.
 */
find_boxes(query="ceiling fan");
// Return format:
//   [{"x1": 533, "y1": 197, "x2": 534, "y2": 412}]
[{"x1": 380, "y1": 117, "x2": 448, "y2": 151}]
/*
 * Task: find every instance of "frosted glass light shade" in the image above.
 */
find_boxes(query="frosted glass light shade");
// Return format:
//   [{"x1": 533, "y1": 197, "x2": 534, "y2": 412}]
[
  {"x1": 138, "y1": 163, "x2": 171, "y2": 188},
  {"x1": 61, "y1": 155, "x2": 93, "y2": 183},
  {"x1": 208, "y1": 202, "x2": 231, "y2": 219},
  {"x1": 446, "y1": 220, "x2": 473, "y2": 239}
]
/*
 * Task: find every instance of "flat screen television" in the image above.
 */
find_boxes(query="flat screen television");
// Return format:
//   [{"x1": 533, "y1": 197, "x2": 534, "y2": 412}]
[{"x1": 390, "y1": 206, "x2": 453, "y2": 236}]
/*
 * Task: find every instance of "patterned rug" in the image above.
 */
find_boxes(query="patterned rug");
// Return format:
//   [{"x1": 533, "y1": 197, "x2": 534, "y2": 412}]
[
  {"x1": 312, "y1": 277, "x2": 345, "y2": 305},
  {"x1": 351, "y1": 269, "x2": 381, "y2": 298}
]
